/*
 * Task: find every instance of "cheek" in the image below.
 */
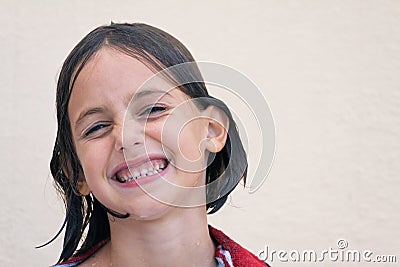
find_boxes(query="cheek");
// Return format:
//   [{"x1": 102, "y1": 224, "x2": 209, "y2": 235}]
[
  {"x1": 177, "y1": 124, "x2": 203, "y2": 160},
  {"x1": 147, "y1": 117, "x2": 200, "y2": 158},
  {"x1": 75, "y1": 138, "x2": 112, "y2": 180},
  {"x1": 143, "y1": 120, "x2": 164, "y2": 144},
  {"x1": 144, "y1": 115, "x2": 208, "y2": 173}
]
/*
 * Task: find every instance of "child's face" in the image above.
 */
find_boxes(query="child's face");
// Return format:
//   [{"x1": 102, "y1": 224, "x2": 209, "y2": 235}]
[{"x1": 68, "y1": 47, "x2": 218, "y2": 219}]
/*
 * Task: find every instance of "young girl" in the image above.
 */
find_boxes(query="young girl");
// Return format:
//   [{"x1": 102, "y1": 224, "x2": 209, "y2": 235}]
[{"x1": 44, "y1": 22, "x2": 269, "y2": 267}]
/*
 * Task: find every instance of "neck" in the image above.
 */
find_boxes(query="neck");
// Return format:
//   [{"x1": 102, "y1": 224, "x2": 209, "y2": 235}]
[{"x1": 107, "y1": 206, "x2": 217, "y2": 267}]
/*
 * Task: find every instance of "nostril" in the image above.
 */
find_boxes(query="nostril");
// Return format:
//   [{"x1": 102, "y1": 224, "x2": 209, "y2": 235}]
[
  {"x1": 112, "y1": 125, "x2": 125, "y2": 151},
  {"x1": 118, "y1": 141, "x2": 140, "y2": 149},
  {"x1": 114, "y1": 137, "x2": 125, "y2": 151}
]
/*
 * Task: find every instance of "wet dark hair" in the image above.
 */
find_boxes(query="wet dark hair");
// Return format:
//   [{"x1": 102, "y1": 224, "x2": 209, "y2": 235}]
[{"x1": 45, "y1": 22, "x2": 247, "y2": 263}]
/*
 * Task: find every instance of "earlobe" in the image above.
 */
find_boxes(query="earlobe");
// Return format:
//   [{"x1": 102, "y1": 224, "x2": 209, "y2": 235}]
[
  {"x1": 77, "y1": 179, "x2": 91, "y2": 196},
  {"x1": 62, "y1": 162, "x2": 91, "y2": 196},
  {"x1": 205, "y1": 106, "x2": 229, "y2": 153}
]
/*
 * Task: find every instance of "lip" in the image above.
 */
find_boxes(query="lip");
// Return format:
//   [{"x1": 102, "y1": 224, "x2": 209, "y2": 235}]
[
  {"x1": 110, "y1": 160, "x2": 170, "y2": 189},
  {"x1": 108, "y1": 153, "x2": 169, "y2": 180}
]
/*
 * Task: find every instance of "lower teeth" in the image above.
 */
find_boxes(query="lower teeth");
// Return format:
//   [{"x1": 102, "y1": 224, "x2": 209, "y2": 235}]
[{"x1": 117, "y1": 166, "x2": 166, "y2": 183}]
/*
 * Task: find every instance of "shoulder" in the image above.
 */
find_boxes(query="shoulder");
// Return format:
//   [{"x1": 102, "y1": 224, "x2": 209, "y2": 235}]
[
  {"x1": 51, "y1": 239, "x2": 109, "y2": 267},
  {"x1": 209, "y1": 225, "x2": 270, "y2": 267}
]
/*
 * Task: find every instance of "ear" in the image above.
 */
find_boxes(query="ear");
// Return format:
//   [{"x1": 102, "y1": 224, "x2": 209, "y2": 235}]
[
  {"x1": 77, "y1": 178, "x2": 91, "y2": 196},
  {"x1": 62, "y1": 160, "x2": 91, "y2": 196},
  {"x1": 203, "y1": 106, "x2": 229, "y2": 153}
]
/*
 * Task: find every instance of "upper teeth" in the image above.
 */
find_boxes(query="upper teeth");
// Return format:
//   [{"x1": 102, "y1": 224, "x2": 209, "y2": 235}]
[{"x1": 116, "y1": 162, "x2": 166, "y2": 183}]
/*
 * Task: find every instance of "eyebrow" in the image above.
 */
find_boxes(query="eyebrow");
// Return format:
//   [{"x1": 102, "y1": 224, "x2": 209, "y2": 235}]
[
  {"x1": 124, "y1": 88, "x2": 174, "y2": 105},
  {"x1": 74, "y1": 106, "x2": 106, "y2": 130}
]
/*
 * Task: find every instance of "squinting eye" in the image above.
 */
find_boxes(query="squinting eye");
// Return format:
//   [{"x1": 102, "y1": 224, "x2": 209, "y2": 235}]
[
  {"x1": 142, "y1": 105, "x2": 167, "y2": 115},
  {"x1": 84, "y1": 124, "x2": 110, "y2": 137}
]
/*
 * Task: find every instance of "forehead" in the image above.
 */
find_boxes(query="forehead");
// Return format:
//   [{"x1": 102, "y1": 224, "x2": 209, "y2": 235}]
[
  {"x1": 68, "y1": 48, "x2": 158, "y2": 114},
  {"x1": 72, "y1": 47, "x2": 157, "y2": 96}
]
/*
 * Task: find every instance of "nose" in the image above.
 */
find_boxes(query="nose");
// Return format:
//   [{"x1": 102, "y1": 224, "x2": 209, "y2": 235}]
[
  {"x1": 114, "y1": 124, "x2": 124, "y2": 152},
  {"x1": 114, "y1": 121, "x2": 143, "y2": 152}
]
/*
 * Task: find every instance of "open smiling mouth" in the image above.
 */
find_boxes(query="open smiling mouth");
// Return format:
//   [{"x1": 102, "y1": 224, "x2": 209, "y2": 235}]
[{"x1": 113, "y1": 159, "x2": 169, "y2": 184}]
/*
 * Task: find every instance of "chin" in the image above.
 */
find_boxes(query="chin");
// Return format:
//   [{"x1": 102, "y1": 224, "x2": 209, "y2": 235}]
[{"x1": 121, "y1": 195, "x2": 174, "y2": 221}]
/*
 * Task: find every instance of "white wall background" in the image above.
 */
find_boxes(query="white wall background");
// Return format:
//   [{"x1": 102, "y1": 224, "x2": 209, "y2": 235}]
[{"x1": 1, "y1": 1, "x2": 399, "y2": 266}]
